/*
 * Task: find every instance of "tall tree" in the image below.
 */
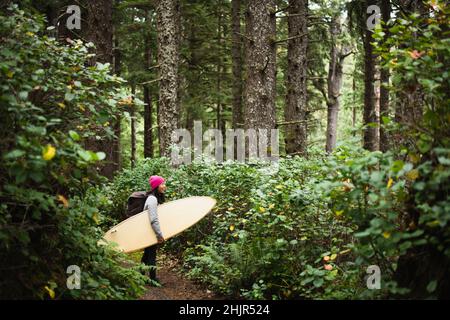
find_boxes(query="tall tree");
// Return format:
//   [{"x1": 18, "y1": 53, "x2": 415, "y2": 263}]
[
  {"x1": 216, "y1": 0, "x2": 224, "y2": 135},
  {"x1": 284, "y1": 0, "x2": 308, "y2": 155},
  {"x1": 84, "y1": 0, "x2": 119, "y2": 178},
  {"x1": 231, "y1": 0, "x2": 244, "y2": 129},
  {"x1": 112, "y1": 0, "x2": 122, "y2": 171},
  {"x1": 130, "y1": 85, "x2": 136, "y2": 167},
  {"x1": 157, "y1": 0, "x2": 180, "y2": 158},
  {"x1": 379, "y1": 0, "x2": 390, "y2": 152},
  {"x1": 144, "y1": 9, "x2": 154, "y2": 159},
  {"x1": 244, "y1": 0, "x2": 277, "y2": 141},
  {"x1": 325, "y1": 14, "x2": 351, "y2": 153},
  {"x1": 362, "y1": 0, "x2": 378, "y2": 151}
]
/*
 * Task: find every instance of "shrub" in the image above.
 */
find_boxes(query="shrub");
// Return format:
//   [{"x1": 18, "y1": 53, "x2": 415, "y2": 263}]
[{"x1": 0, "y1": 6, "x2": 146, "y2": 299}]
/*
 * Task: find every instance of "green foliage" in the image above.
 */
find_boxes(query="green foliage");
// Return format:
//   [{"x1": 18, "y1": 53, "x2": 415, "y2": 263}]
[
  {"x1": 101, "y1": 155, "x2": 362, "y2": 299},
  {"x1": 0, "y1": 6, "x2": 146, "y2": 299}
]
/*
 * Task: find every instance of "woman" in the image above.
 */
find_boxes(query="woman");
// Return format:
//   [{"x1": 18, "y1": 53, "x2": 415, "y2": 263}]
[{"x1": 141, "y1": 175, "x2": 166, "y2": 285}]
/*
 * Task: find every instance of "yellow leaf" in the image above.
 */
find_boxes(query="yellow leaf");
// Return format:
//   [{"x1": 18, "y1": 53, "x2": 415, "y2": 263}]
[
  {"x1": 339, "y1": 249, "x2": 351, "y2": 255},
  {"x1": 335, "y1": 210, "x2": 344, "y2": 217},
  {"x1": 6, "y1": 71, "x2": 14, "y2": 78},
  {"x1": 93, "y1": 212, "x2": 100, "y2": 225},
  {"x1": 229, "y1": 225, "x2": 235, "y2": 231},
  {"x1": 300, "y1": 236, "x2": 308, "y2": 241},
  {"x1": 383, "y1": 231, "x2": 391, "y2": 239},
  {"x1": 44, "y1": 286, "x2": 55, "y2": 299},
  {"x1": 42, "y1": 144, "x2": 56, "y2": 161},
  {"x1": 387, "y1": 178, "x2": 394, "y2": 189},
  {"x1": 427, "y1": 220, "x2": 440, "y2": 228},
  {"x1": 227, "y1": 207, "x2": 234, "y2": 211},
  {"x1": 268, "y1": 204, "x2": 275, "y2": 210},
  {"x1": 330, "y1": 253, "x2": 337, "y2": 261},
  {"x1": 275, "y1": 185, "x2": 283, "y2": 190},
  {"x1": 409, "y1": 153, "x2": 420, "y2": 164},
  {"x1": 78, "y1": 104, "x2": 85, "y2": 112},
  {"x1": 406, "y1": 169, "x2": 419, "y2": 181},
  {"x1": 259, "y1": 207, "x2": 266, "y2": 213},
  {"x1": 57, "y1": 102, "x2": 66, "y2": 109},
  {"x1": 57, "y1": 195, "x2": 69, "y2": 208},
  {"x1": 26, "y1": 32, "x2": 35, "y2": 37}
]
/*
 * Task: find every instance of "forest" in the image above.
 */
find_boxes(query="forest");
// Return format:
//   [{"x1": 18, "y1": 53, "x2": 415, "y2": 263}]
[{"x1": 0, "y1": 0, "x2": 449, "y2": 300}]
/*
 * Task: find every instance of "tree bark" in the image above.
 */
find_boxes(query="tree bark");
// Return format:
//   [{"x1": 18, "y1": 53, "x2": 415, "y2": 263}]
[
  {"x1": 379, "y1": 0, "x2": 390, "y2": 152},
  {"x1": 325, "y1": 15, "x2": 348, "y2": 153},
  {"x1": 157, "y1": 0, "x2": 180, "y2": 158},
  {"x1": 231, "y1": 0, "x2": 244, "y2": 129},
  {"x1": 362, "y1": 0, "x2": 378, "y2": 151},
  {"x1": 244, "y1": 0, "x2": 277, "y2": 152},
  {"x1": 112, "y1": 1, "x2": 122, "y2": 172},
  {"x1": 144, "y1": 10, "x2": 154, "y2": 159},
  {"x1": 84, "y1": 0, "x2": 118, "y2": 178},
  {"x1": 130, "y1": 85, "x2": 136, "y2": 168},
  {"x1": 216, "y1": 0, "x2": 223, "y2": 134},
  {"x1": 284, "y1": 0, "x2": 308, "y2": 156}
]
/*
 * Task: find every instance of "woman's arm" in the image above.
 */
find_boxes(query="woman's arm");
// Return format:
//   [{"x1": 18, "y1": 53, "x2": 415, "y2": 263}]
[{"x1": 144, "y1": 196, "x2": 164, "y2": 241}]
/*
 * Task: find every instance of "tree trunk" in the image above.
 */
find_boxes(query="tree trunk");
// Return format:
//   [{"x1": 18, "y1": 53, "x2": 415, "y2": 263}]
[
  {"x1": 244, "y1": 0, "x2": 277, "y2": 149},
  {"x1": 284, "y1": 0, "x2": 308, "y2": 156},
  {"x1": 84, "y1": 0, "x2": 118, "y2": 178},
  {"x1": 379, "y1": 0, "x2": 390, "y2": 152},
  {"x1": 352, "y1": 76, "x2": 357, "y2": 136},
  {"x1": 130, "y1": 85, "x2": 136, "y2": 168},
  {"x1": 112, "y1": 2, "x2": 122, "y2": 172},
  {"x1": 216, "y1": 0, "x2": 223, "y2": 133},
  {"x1": 325, "y1": 15, "x2": 347, "y2": 153},
  {"x1": 362, "y1": 0, "x2": 378, "y2": 151},
  {"x1": 144, "y1": 10, "x2": 154, "y2": 159},
  {"x1": 231, "y1": 0, "x2": 244, "y2": 129},
  {"x1": 157, "y1": 0, "x2": 180, "y2": 158}
]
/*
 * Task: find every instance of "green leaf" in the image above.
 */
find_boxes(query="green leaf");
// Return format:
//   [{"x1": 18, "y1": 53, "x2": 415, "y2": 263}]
[
  {"x1": 313, "y1": 278, "x2": 324, "y2": 288},
  {"x1": 65, "y1": 92, "x2": 75, "y2": 102},
  {"x1": 25, "y1": 125, "x2": 46, "y2": 136},
  {"x1": 426, "y1": 280, "x2": 437, "y2": 293},
  {"x1": 437, "y1": 157, "x2": 450, "y2": 166},
  {"x1": 77, "y1": 150, "x2": 92, "y2": 162},
  {"x1": 19, "y1": 91, "x2": 28, "y2": 100},
  {"x1": 96, "y1": 152, "x2": 106, "y2": 161},
  {"x1": 4, "y1": 149, "x2": 26, "y2": 159},
  {"x1": 69, "y1": 130, "x2": 80, "y2": 141}
]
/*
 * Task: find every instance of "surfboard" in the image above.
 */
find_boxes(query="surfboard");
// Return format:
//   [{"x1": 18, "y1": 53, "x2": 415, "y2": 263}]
[{"x1": 101, "y1": 196, "x2": 216, "y2": 253}]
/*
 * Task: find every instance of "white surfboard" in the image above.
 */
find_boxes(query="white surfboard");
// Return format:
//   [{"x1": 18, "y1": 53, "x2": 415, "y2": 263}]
[{"x1": 101, "y1": 196, "x2": 216, "y2": 253}]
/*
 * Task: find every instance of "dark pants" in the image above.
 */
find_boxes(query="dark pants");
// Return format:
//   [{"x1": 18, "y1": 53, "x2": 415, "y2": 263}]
[{"x1": 141, "y1": 245, "x2": 157, "y2": 280}]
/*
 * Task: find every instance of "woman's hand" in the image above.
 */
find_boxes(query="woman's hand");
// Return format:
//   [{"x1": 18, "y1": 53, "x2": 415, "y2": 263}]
[{"x1": 157, "y1": 237, "x2": 165, "y2": 244}]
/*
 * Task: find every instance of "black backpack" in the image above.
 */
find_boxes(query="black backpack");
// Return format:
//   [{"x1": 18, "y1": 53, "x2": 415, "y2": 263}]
[{"x1": 126, "y1": 191, "x2": 149, "y2": 218}]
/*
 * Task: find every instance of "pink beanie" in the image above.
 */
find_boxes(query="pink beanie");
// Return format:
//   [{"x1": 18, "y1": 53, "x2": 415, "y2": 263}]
[{"x1": 149, "y1": 175, "x2": 165, "y2": 190}]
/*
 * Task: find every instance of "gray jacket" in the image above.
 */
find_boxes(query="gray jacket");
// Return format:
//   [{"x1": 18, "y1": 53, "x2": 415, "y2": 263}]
[{"x1": 143, "y1": 195, "x2": 164, "y2": 240}]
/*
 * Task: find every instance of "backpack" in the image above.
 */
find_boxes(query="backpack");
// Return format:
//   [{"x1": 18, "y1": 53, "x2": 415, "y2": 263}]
[{"x1": 126, "y1": 191, "x2": 149, "y2": 218}]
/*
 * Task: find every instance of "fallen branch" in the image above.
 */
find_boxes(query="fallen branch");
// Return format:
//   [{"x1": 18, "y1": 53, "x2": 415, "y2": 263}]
[{"x1": 140, "y1": 78, "x2": 162, "y2": 85}]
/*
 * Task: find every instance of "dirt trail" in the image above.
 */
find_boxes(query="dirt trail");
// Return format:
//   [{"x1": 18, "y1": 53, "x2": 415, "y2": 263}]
[{"x1": 140, "y1": 253, "x2": 223, "y2": 300}]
